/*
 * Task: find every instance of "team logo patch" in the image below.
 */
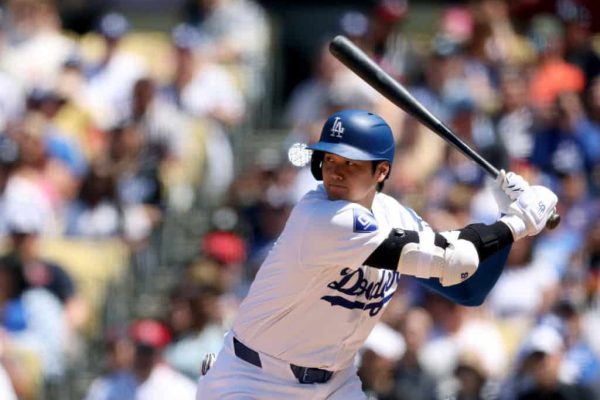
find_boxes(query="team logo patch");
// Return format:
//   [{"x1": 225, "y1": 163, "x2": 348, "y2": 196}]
[
  {"x1": 330, "y1": 117, "x2": 345, "y2": 138},
  {"x1": 353, "y1": 209, "x2": 378, "y2": 233}
]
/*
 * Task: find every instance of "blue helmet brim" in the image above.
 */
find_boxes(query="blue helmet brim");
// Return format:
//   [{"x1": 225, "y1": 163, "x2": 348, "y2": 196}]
[{"x1": 307, "y1": 142, "x2": 390, "y2": 162}]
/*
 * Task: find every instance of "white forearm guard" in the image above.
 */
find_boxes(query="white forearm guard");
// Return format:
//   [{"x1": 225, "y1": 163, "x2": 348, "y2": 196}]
[{"x1": 397, "y1": 231, "x2": 480, "y2": 287}]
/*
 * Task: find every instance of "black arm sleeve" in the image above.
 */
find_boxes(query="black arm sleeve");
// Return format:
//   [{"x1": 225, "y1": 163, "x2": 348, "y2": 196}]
[
  {"x1": 364, "y1": 228, "x2": 444, "y2": 270},
  {"x1": 458, "y1": 221, "x2": 513, "y2": 261}
]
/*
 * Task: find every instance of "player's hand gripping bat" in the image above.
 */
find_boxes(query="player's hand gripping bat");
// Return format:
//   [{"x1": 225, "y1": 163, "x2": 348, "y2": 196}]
[{"x1": 329, "y1": 35, "x2": 560, "y2": 229}]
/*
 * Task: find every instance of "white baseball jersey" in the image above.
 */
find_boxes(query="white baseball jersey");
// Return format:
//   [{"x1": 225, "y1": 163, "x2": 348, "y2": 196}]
[{"x1": 233, "y1": 184, "x2": 430, "y2": 371}]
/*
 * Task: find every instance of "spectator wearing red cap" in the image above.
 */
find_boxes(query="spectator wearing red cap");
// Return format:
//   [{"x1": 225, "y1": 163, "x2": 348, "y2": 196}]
[
  {"x1": 85, "y1": 319, "x2": 196, "y2": 400},
  {"x1": 202, "y1": 230, "x2": 247, "y2": 267},
  {"x1": 130, "y1": 319, "x2": 197, "y2": 400},
  {"x1": 196, "y1": 228, "x2": 248, "y2": 295}
]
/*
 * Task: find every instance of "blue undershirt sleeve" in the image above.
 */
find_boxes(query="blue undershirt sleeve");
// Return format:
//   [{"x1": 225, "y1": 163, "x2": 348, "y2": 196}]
[{"x1": 414, "y1": 244, "x2": 512, "y2": 306}]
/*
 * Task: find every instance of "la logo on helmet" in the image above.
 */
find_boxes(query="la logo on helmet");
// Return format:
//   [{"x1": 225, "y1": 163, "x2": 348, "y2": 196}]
[{"x1": 330, "y1": 117, "x2": 345, "y2": 138}]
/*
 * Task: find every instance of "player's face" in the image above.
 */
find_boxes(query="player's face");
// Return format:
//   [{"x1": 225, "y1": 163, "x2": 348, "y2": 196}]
[{"x1": 322, "y1": 153, "x2": 389, "y2": 208}]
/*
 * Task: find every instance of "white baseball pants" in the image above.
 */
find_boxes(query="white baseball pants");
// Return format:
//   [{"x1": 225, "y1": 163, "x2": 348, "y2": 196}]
[{"x1": 196, "y1": 331, "x2": 366, "y2": 400}]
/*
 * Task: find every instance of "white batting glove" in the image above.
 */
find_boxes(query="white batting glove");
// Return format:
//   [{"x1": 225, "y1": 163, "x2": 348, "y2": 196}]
[
  {"x1": 500, "y1": 185, "x2": 558, "y2": 241},
  {"x1": 492, "y1": 169, "x2": 530, "y2": 214}
]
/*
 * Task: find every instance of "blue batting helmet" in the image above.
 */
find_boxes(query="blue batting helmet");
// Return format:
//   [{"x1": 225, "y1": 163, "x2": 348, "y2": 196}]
[{"x1": 308, "y1": 109, "x2": 395, "y2": 180}]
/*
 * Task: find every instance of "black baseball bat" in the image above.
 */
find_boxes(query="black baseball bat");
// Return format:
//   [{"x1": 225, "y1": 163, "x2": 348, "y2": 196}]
[{"x1": 329, "y1": 35, "x2": 560, "y2": 229}]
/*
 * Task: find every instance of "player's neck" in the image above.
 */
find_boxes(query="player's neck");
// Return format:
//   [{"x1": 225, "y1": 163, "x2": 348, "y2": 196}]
[{"x1": 355, "y1": 190, "x2": 377, "y2": 211}]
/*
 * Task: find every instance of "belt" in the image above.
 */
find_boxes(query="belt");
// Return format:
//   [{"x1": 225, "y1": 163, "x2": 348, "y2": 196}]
[{"x1": 233, "y1": 337, "x2": 333, "y2": 384}]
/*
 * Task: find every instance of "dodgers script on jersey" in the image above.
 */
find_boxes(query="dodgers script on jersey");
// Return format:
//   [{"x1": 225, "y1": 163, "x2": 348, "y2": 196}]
[{"x1": 233, "y1": 184, "x2": 431, "y2": 371}]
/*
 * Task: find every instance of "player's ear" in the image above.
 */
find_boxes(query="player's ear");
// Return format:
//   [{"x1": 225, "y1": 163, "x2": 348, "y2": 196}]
[{"x1": 376, "y1": 162, "x2": 390, "y2": 182}]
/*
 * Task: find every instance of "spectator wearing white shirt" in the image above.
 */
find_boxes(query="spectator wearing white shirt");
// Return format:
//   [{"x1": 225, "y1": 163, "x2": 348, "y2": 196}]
[
  {"x1": 0, "y1": 69, "x2": 25, "y2": 132},
  {"x1": 84, "y1": 13, "x2": 147, "y2": 130},
  {"x1": 130, "y1": 319, "x2": 196, "y2": 400},
  {"x1": 358, "y1": 322, "x2": 407, "y2": 399},
  {"x1": 185, "y1": 0, "x2": 270, "y2": 101},
  {"x1": 163, "y1": 285, "x2": 226, "y2": 380},
  {"x1": 419, "y1": 294, "x2": 509, "y2": 397},
  {"x1": 85, "y1": 319, "x2": 196, "y2": 400},
  {"x1": 1, "y1": 0, "x2": 77, "y2": 92},
  {"x1": 488, "y1": 236, "x2": 559, "y2": 321},
  {"x1": 64, "y1": 161, "x2": 121, "y2": 239},
  {"x1": 130, "y1": 78, "x2": 187, "y2": 162},
  {"x1": 162, "y1": 23, "x2": 245, "y2": 201},
  {"x1": 0, "y1": 256, "x2": 67, "y2": 381}
]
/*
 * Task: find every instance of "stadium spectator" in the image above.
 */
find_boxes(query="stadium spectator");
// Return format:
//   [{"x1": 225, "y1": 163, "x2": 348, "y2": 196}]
[
  {"x1": 0, "y1": 255, "x2": 67, "y2": 382},
  {"x1": 500, "y1": 324, "x2": 595, "y2": 400},
  {"x1": 163, "y1": 285, "x2": 226, "y2": 380},
  {"x1": 0, "y1": 202, "x2": 88, "y2": 333},
  {"x1": 388, "y1": 308, "x2": 438, "y2": 400},
  {"x1": 162, "y1": 23, "x2": 245, "y2": 202},
  {"x1": 184, "y1": 0, "x2": 270, "y2": 101},
  {"x1": 84, "y1": 13, "x2": 147, "y2": 130},
  {"x1": 85, "y1": 319, "x2": 196, "y2": 400},
  {"x1": 488, "y1": 235, "x2": 559, "y2": 322},
  {"x1": 64, "y1": 160, "x2": 121, "y2": 239}
]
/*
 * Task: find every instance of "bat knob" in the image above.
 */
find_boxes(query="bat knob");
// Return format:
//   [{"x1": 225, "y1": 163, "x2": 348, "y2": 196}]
[{"x1": 545, "y1": 209, "x2": 561, "y2": 230}]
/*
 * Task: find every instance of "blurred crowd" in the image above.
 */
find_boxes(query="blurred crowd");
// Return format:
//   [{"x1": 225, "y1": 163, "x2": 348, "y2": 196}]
[{"x1": 0, "y1": 0, "x2": 598, "y2": 399}]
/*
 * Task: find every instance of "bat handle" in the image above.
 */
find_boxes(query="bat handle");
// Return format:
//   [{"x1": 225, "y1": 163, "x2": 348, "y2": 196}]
[{"x1": 546, "y1": 209, "x2": 561, "y2": 230}]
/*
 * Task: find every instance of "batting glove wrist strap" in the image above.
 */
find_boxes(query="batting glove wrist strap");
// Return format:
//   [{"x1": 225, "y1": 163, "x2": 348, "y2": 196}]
[{"x1": 499, "y1": 214, "x2": 527, "y2": 241}]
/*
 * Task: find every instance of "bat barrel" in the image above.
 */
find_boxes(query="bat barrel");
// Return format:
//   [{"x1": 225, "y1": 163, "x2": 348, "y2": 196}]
[
  {"x1": 330, "y1": 35, "x2": 499, "y2": 177},
  {"x1": 329, "y1": 35, "x2": 560, "y2": 230}
]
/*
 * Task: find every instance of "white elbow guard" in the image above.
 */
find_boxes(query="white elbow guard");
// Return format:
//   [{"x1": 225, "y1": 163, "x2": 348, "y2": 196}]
[
  {"x1": 397, "y1": 231, "x2": 480, "y2": 287},
  {"x1": 439, "y1": 238, "x2": 480, "y2": 286}
]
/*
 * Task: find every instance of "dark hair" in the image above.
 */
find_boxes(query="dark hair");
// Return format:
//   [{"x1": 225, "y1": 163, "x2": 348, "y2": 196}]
[
  {"x1": 79, "y1": 162, "x2": 116, "y2": 206},
  {"x1": 0, "y1": 257, "x2": 29, "y2": 298}
]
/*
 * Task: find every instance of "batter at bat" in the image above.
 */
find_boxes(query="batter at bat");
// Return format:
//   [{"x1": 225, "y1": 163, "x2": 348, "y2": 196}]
[{"x1": 196, "y1": 110, "x2": 557, "y2": 399}]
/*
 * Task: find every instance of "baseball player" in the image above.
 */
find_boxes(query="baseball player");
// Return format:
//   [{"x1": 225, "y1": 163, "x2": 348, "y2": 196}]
[{"x1": 196, "y1": 109, "x2": 557, "y2": 399}]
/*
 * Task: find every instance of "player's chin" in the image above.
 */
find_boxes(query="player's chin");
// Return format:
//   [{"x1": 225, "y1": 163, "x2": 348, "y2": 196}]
[{"x1": 325, "y1": 183, "x2": 349, "y2": 199}]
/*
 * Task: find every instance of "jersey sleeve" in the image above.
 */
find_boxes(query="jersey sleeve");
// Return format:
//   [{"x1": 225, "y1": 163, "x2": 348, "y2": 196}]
[{"x1": 299, "y1": 202, "x2": 388, "y2": 270}]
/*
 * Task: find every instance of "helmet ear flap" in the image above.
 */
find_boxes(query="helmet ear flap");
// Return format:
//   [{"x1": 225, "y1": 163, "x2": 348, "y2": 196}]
[{"x1": 310, "y1": 151, "x2": 324, "y2": 181}]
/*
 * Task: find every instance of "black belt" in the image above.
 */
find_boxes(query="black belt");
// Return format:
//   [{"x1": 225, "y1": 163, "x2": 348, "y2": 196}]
[{"x1": 233, "y1": 337, "x2": 333, "y2": 384}]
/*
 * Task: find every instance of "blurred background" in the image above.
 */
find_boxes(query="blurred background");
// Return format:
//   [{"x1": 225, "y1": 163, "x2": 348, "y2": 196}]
[{"x1": 0, "y1": 0, "x2": 598, "y2": 399}]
